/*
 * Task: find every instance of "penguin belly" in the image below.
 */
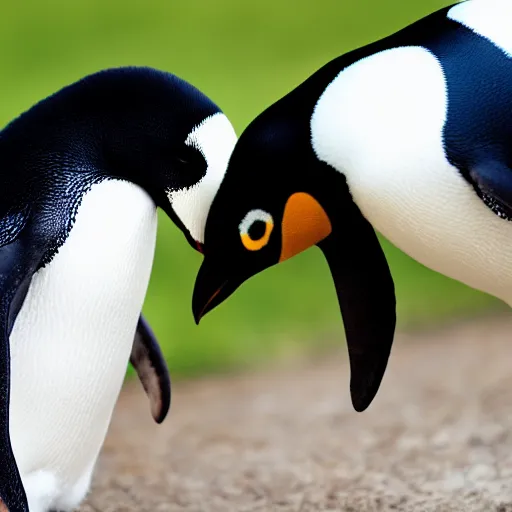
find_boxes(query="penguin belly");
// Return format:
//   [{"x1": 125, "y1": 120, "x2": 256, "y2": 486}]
[{"x1": 8, "y1": 179, "x2": 158, "y2": 512}]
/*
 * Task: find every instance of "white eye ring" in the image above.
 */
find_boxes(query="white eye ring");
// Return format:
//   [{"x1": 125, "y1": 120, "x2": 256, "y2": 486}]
[{"x1": 239, "y1": 209, "x2": 274, "y2": 251}]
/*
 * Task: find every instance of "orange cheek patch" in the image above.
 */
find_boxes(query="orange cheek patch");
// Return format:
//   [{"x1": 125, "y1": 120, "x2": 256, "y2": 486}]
[{"x1": 280, "y1": 192, "x2": 332, "y2": 262}]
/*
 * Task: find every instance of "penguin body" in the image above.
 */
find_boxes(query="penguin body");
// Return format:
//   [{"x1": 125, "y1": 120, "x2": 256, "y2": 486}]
[
  {"x1": 0, "y1": 67, "x2": 237, "y2": 511},
  {"x1": 11, "y1": 179, "x2": 156, "y2": 512},
  {"x1": 192, "y1": 0, "x2": 512, "y2": 416},
  {"x1": 312, "y1": 0, "x2": 512, "y2": 304}
]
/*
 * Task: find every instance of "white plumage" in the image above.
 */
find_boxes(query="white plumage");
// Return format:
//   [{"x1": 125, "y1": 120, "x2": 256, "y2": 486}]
[
  {"x1": 311, "y1": 0, "x2": 512, "y2": 305},
  {"x1": 167, "y1": 113, "x2": 238, "y2": 244},
  {"x1": 9, "y1": 179, "x2": 157, "y2": 512}
]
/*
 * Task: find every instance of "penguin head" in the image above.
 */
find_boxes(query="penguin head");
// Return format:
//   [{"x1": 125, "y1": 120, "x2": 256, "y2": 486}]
[
  {"x1": 89, "y1": 68, "x2": 238, "y2": 251},
  {"x1": 192, "y1": 94, "x2": 339, "y2": 319},
  {"x1": 192, "y1": 98, "x2": 331, "y2": 290},
  {"x1": 130, "y1": 105, "x2": 238, "y2": 252},
  {"x1": 162, "y1": 111, "x2": 237, "y2": 251},
  {"x1": 192, "y1": 84, "x2": 396, "y2": 412},
  {"x1": 5, "y1": 67, "x2": 237, "y2": 251}
]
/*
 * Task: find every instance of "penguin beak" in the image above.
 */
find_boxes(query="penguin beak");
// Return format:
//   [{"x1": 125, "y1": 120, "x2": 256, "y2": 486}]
[
  {"x1": 192, "y1": 195, "x2": 396, "y2": 413},
  {"x1": 192, "y1": 258, "x2": 245, "y2": 324}
]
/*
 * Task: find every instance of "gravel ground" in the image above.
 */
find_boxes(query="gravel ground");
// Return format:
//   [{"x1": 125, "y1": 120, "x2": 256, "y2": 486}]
[{"x1": 81, "y1": 314, "x2": 512, "y2": 512}]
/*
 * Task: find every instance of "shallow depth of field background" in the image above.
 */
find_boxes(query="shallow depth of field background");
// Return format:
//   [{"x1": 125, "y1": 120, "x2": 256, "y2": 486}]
[{"x1": 0, "y1": 0, "x2": 503, "y2": 378}]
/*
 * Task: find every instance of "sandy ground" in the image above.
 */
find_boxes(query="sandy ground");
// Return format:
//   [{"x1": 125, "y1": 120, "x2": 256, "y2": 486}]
[{"x1": 80, "y1": 314, "x2": 512, "y2": 512}]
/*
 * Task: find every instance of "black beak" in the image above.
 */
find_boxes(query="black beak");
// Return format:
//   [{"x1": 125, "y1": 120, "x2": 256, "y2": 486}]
[
  {"x1": 160, "y1": 202, "x2": 204, "y2": 255},
  {"x1": 192, "y1": 256, "x2": 244, "y2": 325},
  {"x1": 183, "y1": 230, "x2": 204, "y2": 255},
  {"x1": 317, "y1": 208, "x2": 396, "y2": 412}
]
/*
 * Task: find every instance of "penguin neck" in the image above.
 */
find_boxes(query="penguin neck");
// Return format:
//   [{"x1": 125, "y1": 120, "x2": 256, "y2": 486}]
[
  {"x1": 0, "y1": 115, "x2": 157, "y2": 270},
  {"x1": 0, "y1": 112, "x2": 153, "y2": 206}
]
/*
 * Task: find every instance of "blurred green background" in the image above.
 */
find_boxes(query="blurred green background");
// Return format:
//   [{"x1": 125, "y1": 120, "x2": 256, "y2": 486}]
[{"x1": 0, "y1": 0, "x2": 503, "y2": 378}]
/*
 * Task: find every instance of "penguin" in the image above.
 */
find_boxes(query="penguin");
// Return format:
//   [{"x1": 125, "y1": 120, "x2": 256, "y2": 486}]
[
  {"x1": 0, "y1": 66, "x2": 237, "y2": 512},
  {"x1": 192, "y1": 0, "x2": 512, "y2": 416}
]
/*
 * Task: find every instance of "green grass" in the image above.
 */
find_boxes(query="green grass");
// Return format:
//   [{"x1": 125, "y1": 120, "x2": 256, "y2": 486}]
[{"x1": 0, "y1": 0, "x2": 503, "y2": 378}]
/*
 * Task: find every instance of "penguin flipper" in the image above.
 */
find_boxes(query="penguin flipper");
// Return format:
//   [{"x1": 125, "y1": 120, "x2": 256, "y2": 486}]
[
  {"x1": 0, "y1": 223, "x2": 44, "y2": 512},
  {"x1": 469, "y1": 161, "x2": 512, "y2": 219},
  {"x1": 318, "y1": 210, "x2": 396, "y2": 414},
  {"x1": 130, "y1": 315, "x2": 171, "y2": 424}
]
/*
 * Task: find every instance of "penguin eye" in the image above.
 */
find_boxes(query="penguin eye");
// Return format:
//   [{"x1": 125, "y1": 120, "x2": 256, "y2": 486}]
[
  {"x1": 239, "y1": 209, "x2": 274, "y2": 251},
  {"x1": 175, "y1": 144, "x2": 206, "y2": 170},
  {"x1": 172, "y1": 144, "x2": 207, "y2": 186}
]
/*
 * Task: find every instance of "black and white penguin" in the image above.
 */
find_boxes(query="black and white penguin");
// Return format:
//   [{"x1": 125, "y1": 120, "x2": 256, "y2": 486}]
[
  {"x1": 193, "y1": 0, "x2": 512, "y2": 415},
  {"x1": 0, "y1": 66, "x2": 237, "y2": 512}
]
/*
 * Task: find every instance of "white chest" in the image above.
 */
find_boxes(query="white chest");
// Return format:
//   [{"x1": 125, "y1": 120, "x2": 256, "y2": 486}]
[
  {"x1": 8, "y1": 179, "x2": 157, "y2": 511},
  {"x1": 312, "y1": 46, "x2": 512, "y2": 305}
]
